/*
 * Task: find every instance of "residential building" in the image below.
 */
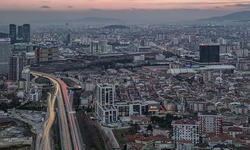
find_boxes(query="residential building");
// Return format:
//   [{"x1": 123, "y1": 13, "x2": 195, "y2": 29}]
[
  {"x1": 21, "y1": 68, "x2": 30, "y2": 93},
  {"x1": 9, "y1": 24, "x2": 16, "y2": 44},
  {"x1": 22, "y1": 24, "x2": 30, "y2": 43},
  {"x1": 198, "y1": 111, "x2": 222, "y2": 135},
  {"x1": 29, "y1": 86, "x2": 42, "y2": 102},
  {"x1": 172, "y1": 120, "x2": 199, "y2": 144},
  {"x1": 89, "y1": 40, "x2": 112, "y2": 55},
  {"x1": 35, "y1": 47, "x2": 59, "y2": 62},
  {"x1": 17, "y1": 26, "x2": 23, "y2": 39},
  {"x1": 9, "y1": 54, "x2": 24, "y2": 81},
  {"x1": 95, "y1": 83, "x2": 118, "y2": 124},
  {"x1": 176, "y1": 140, "x2": 194, "y2": 150},
  {"x1": 0, "y1": 38, "x2": 11, "y2": 75}
]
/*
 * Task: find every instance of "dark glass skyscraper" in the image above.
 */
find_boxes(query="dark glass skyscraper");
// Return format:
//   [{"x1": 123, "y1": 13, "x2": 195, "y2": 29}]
[
  {"x1": 200, "y1": 44, "x2": 220, "y2": 63},
  {"x1": 9, "y1": 24, "x2": 16, "y2": 44},
  {"x1": 23, "y1": 24, "x2": 30, "y2": 43},
  {"x1": 18, "y1": 26, "x2": 23, "y2": 39}
]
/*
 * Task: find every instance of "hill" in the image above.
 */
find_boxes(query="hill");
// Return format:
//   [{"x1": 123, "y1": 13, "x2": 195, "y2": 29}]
[
  {"x1": 34, "y1": 17, "x2": 121, "y2": 24},
  {"x1": 200, "y1": 11, "x2": 250, "y2": 21},
  {"x1": 103, "y1": 25, "x2": 130, "y2": 29}
]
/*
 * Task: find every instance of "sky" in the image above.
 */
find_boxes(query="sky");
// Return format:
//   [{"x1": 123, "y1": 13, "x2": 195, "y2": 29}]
[
  {"x1": 1, "y1": 0, "x2": 250, "y2": 23},
  {"x1": 1, "y1": 0, "x2": 250, "y2": 10}
]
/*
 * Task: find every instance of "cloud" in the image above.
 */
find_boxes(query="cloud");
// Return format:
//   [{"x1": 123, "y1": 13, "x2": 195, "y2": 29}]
[
  {"x1": 224, "y1": 3, "x2": 250, "y2": 8},
  {"x1": 40, "y1": 6, "x2": 51, "y2": 9},
  {"x1": 68, "y1": 6, "x2": 73, "y2": 8},
  {"x1": 235, "y1": 3, "x2": 250, "y2": 7}
]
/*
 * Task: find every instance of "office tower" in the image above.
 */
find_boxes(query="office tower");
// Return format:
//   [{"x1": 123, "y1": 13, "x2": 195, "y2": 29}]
[
  {"x1": 23, "y1": 24, "x2": 30, "y2": 43},
  {"x1": 66, "y1": 34, "x2": 70, "y2": 45},
  {"x1": 198, "y1": 111, "x2": 222, "y2": 135},
  {"x1": 199, "y1": 44, "x2": 220, "y2": 63},
  {"x1": 9, "y1": 55, "x2": 24, "y2": 81},
  {"x1": 172, "y1": 120, "x2": 199, "y2": 144},
  {"x1": 35, "y1": 47, "x2": 59, "y2": 62},
  {"x1": 0, "y1": 38, "x2": 11, "y2": 75},
  {"x1": 140, "y1": 39, "x2": 145, "y2": 46},
  {"x1": 18, "y1": 26, "x2": 23, "y2": 39},
  {"x1": 95, "y1": 84, "x2": 118, "y2": 124},
  {"x1": 9, "y1": 24, "x2": 16, "y2": 44},
  {"x1": 22, "y1": 68, "x2": 31, "y2": 93}
]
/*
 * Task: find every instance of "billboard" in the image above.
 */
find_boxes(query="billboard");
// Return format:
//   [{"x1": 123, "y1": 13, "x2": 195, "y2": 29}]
[
  {"x1": 0, "y1": 38, "x2": 11, "y2": 42},
  {"x1": 148, "y1": 104, "x2": 160, "y2": 112}
]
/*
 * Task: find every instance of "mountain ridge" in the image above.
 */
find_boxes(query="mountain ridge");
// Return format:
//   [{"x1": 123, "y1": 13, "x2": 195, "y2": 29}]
[{"x1": 200, "y1": 11, "x2": 250, "y2": 21}]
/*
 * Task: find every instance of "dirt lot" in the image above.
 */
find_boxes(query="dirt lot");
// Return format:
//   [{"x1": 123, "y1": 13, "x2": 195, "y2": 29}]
[{"x1": 76, "y1": 111, "x2": 110, "y2": 150}]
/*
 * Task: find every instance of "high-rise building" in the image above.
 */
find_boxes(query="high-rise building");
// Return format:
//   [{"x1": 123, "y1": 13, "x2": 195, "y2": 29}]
[
  {"x1": 90, "y1": 41, "x2": 101, "y2": 55},
  {"x1": 156, "y1": 33, "x2": 165, "y2": 40},
  {"x1": 35, "y1": 47, "x2": 59, "y2": 62},
  {"x1": 9, "y1": 24, "x2": 16, "y2": 44},
  {"x1": 66, "y1": 34, "x2": 70, "y2": 45},
  {"x1": 172, "y1": 120, "x2": 199, "y2": 144},
  {"x1": 199, "y1": 44, "x2": 220, "y2": 63},
  {"x1": 198, "y1": 111, "x2": 222, "y2": 135},
  {"x1": 9, "y1": 55, "x2": 24, "y2": 81},
  {"x1": 90, "y1": 40, "x2": 112, "y2": 55},
  {"x1": 22, "y1": 68, "x2": 31, "y2": 93},
  {"x1": 0, "y1": 38, "x2": 11, "y2": 75},
  {"x1": 95, "y1": 84, "x2": 118, "y2": 124},
  {"x1": 18, "y1": 26, "x2": 23, "y2": 39},
  {"x1": 23, "y1": 24, "x2": 30, "y2": 43}
]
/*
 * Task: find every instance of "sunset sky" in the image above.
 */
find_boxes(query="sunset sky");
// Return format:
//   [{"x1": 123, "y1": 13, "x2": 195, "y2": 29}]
[
  {"x1": 1, "y1": 0, "x2": 250, "y2": 10},
  {"x1": 0, "y1": 0, "x2": 250, "y2": 23}
]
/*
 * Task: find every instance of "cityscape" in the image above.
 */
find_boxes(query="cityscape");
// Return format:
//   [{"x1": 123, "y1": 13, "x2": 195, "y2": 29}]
[{"x1": 2, "y1": 1, "x2": 250, "y2": 150}]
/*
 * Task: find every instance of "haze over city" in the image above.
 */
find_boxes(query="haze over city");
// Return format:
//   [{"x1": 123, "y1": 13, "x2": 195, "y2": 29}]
[{"x1": 1, "y1": 0, "x2": 250, "y2": 23}]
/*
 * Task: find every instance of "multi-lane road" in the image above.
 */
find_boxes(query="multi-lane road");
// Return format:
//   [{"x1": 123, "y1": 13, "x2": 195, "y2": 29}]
[{"x1": 32, "y1": 72, "x2": 84, "y2": 150}]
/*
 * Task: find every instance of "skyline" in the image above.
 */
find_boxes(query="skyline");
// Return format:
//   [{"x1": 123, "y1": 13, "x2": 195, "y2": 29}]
[{"x1": 2, "y1": 0, "x2": 250, "y2": 11}]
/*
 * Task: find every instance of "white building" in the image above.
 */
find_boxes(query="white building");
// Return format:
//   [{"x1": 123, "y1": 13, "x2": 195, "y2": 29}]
[
  {"x1": 172, "y1": 120, "x2": 199, "y2": 144},
  {"x1": 95, "y1": 84, "x2": 118, "y2": 124},
  {"x1": 22, "y1": 68, "x2": 30, "y2": 93},
  {"x1": 29, "y1": 86, "x2": 42, "y2": 102},
  {"x1": 173, "y1": 38, "x2": 179, "y2": 45},
  {"x1": 198, "y1": 111, "x2": 222, "y2": 135},
  {"x1": 85, "y1": 80, "x2": 95, "y2": 91},
  {"x1": 155, "y1": 54, "x2": 166, "y2": 60},
  {"x1": 89, "y1": 40, "x2": 112, "y2": 55},
  {"x1": 80, "y1": 92, "x2": 93, "y2": 108},
  {"x1": 134, "y1": 55, "x2": 145, "y2": 61},
  {"x1": 156, "y1": 33, "x2": 165, "y2": 40},
  {"x1": 189, "y1": 35, "x2": 195, "y2": 43}
]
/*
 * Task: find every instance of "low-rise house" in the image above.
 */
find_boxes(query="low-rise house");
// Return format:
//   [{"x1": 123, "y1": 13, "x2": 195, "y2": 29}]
[
  {"x1": 228, "y1": 127, "x2": 243, "y2": 138},
  {"x1": 130, "y1": 116, "x2": 151, "y2": 125}
]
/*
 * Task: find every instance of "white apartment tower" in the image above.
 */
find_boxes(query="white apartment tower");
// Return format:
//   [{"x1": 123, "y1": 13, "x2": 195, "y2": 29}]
[
  {"x1": 172, "y1": 120, "x2": 199, "y2": 144},
  {"x1": 95, "y1": 84, "x2": 118, "y2": 124}
]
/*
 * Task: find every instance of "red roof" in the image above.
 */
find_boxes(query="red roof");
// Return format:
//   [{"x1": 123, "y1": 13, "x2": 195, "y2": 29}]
[{"x1": 228, "y1": 127, "x2": 243, "y2": 132}]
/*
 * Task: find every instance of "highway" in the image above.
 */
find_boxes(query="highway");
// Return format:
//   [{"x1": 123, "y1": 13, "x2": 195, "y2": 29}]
[
  {"x1": 153, "y1": 43, "x2": 175, "y2": 54},
  {"x1": 31, "y1": 72, "x2": 84, "y2": 150}
]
